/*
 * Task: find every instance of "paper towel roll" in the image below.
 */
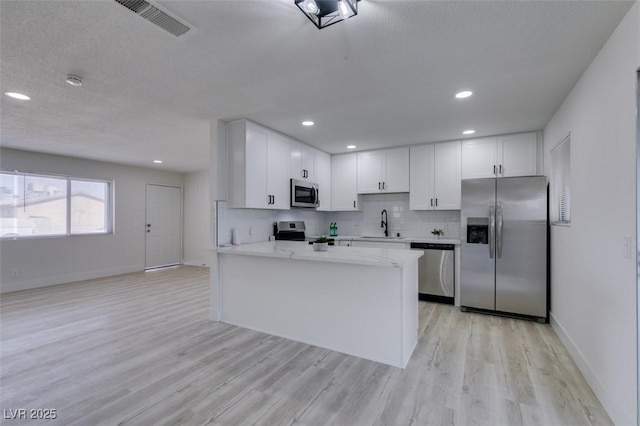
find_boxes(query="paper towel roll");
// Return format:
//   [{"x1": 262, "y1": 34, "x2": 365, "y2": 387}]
[{"x1": 232, "y1": 228, "x2": 240, "y2": 245}]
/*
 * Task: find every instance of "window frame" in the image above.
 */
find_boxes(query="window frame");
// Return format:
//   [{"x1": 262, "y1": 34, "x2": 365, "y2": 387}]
[
  {"x1": 550, "y1": 134, "x2": 571, "y2": 226},
  {"x1": 0, "y1": 171, "x2": 114, "y2": 239}
]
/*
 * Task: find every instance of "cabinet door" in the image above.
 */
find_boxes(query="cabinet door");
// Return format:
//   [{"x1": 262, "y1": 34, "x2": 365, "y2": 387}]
[
  {"x1": 291, "y1": 141, "x2": 316, "y2": 181},
  {"x1": 383, "y1": 147, "x2": 409, "y2": 192},
  {"x1": 350, "y1": 241, "x2": 409, "y2": 250},
  {"x1": 409, "y1": 145, "x2": 435, "y2": 210},
  {"x1": 434, "y1": 141, "x2": 461, "y2": 210},
  {"x1": 357, "y1": 151, "x2": 384, "y2": 193},
  {"x1": 315, "y1": 151, "x2": 331, "y2": 211},
  {"x1": 301, "y1": 145, "x2": 316, "y2": 181},
  {"x1": 245, "y1": 125, "x2": 269, "y2": 208},
  {"x1": 331, "y1": 153, "x2": 360, "y2": 210},
  {"x1": 290, "y1": 141, "x2": 303, "y2": 180},
  {"x1": 498, "y1": 132, "x2": 538, "y2": 177},
  {"x1": 461, "y1": 137, "x2": 497, "y2": 179},
  {"x1": 266, "y1": 133, "x2": 291, "y2": 209}
]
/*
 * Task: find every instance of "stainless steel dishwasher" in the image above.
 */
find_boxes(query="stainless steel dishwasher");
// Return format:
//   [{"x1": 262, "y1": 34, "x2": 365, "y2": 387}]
[{"x1": 410, "y1": 243, "x2": 455, "y2": 304}]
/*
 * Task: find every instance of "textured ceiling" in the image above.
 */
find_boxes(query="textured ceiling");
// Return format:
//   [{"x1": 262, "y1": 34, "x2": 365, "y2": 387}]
[{"x1": 0, "y1": 0, "x2": 634, "y2": 172}]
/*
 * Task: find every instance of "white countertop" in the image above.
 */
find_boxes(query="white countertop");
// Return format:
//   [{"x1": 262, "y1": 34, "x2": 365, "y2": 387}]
[{"x1": 216, "y1": 241, "x2": 423, "y2": 268}]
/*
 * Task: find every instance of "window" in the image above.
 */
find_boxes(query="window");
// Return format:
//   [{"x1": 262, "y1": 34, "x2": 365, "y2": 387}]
[
  {"x1": 551, "y1": 135, "x2": 571, "y2": 225},
  {"x1": 0, "y1": 172, "x2": 112, "y2": 238}
]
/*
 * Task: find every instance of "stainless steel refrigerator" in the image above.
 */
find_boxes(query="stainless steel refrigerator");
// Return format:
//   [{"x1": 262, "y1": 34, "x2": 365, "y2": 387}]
[{"x1": 460, "y1": 176, "x2": 547, "y2": 321}]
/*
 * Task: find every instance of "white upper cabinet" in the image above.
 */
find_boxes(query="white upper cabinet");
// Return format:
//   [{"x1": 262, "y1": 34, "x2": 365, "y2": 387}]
[
  {"x1": 315, "y1": 150, "x2": 331, "y2": 212},
  {"x1": 461, "y1": 132, "x2": 539, "y2": 179},
  {"x1": 290, "y1": 141, "x2": 316, "y2": 181},
  {"x1": 497, "y1": 133, "x2": 538, "y2": 177},
  {"x1": 410, "y1": 141, "x2": 461, "y2": 210},
  {"x1": 227, "y1": 119, "x2": 290, "y2": 210},
  {"x1": 461, "y1": 137, "x2": 497, "y2": 179},
  {"x1": 357, "y1": 147, "x2": 409, "y2": 193},
  {"x1": 331, "y1": 153, "x2": 361, "y2": 211}
]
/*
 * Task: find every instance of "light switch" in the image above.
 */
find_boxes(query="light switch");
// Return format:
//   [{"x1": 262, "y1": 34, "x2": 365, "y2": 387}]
[{"x1": 623, "y1": 236, "x2": 632, "y2": 259}]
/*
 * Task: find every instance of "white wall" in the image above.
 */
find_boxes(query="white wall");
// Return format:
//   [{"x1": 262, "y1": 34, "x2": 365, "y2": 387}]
[
  {"x1": 183, "y1": 170, "x2": 211, "y2": 266},
  {"x1": 0, "y1": 148, "x2": 184, "y2": 293},
  {"x1": 543, "y1": 3, "x2": 639, "y2": 425}
]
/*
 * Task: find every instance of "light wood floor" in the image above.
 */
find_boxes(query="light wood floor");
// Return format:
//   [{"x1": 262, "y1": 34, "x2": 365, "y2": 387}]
[{"x1": 1, "y1": 266, "x2": 611, "y2": 425}]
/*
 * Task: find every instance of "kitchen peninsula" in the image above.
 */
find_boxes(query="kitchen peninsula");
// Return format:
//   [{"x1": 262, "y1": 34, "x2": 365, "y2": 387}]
[{"x1": 214, "y1": 241, "x2": 423, "y2": 368}]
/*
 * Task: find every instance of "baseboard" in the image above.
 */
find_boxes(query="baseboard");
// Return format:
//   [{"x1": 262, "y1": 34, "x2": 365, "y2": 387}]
[
  {"x1": 183, "y1": 260, "x2": 210, "y2": 267},
  {"x1": 550, "y1": 311, "x2": 634, "y2": 425},
  {"x1": 0, "y1": 264, "x2": 145, "y2": 294}
]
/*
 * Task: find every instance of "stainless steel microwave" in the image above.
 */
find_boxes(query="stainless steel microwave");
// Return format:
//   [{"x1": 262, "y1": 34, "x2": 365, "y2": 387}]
[{"x1": 290, "y1": 179, "x2": 319, "y2": 208}]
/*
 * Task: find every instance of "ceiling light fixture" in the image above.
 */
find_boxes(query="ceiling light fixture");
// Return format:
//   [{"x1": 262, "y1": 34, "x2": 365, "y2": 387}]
[
  {"x1": 455, "y1": 91, "x2": 473, "y2": 99},
  {"x1": 153, "y1": 160, "x2": 163, "y2": 164},
  {"x1": 4, "y1": 92, "x2": 31, "y2": 101},
  {"x1": 302, "y1": 121, "x2": 314, "y2": 126},
  {"x1": 66, "y1": 75, "x2": 83, "y2": 87},
  {"x1": 295, "y1": 0, "x2": 359, "y2": 30},
  {"x1": 463, "y1": 130, "x2": 476, "y2": 135},
  {"x1": 346, "y1": 145, "x2": 356, "y2": 149}
]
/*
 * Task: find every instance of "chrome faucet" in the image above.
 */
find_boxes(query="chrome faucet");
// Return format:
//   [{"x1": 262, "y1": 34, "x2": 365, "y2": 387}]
[{"x1": 381, "y1": 209, "x2": 388, "y2": 237}]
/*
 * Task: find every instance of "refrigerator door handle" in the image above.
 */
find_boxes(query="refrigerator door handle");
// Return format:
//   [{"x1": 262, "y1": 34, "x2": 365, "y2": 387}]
[
  {"x1": 489, "y1": 203, "x2": 495, "y2": 259},
  {"x1": 496, "y1": 202, "x2": 503, "y2": 259}
]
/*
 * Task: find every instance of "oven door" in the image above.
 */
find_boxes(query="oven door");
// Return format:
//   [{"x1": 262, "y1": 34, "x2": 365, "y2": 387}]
[{"x1": 291, "y1": 179, "x2": 319, "y2": 208}]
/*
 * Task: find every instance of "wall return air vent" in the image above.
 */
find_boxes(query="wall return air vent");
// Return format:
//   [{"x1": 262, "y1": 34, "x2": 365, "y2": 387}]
[{"x1": 114, "y1": 0, "x2": 191, "y2": 37}]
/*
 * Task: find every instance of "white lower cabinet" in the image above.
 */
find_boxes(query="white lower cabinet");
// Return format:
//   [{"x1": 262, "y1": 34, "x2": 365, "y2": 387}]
[
  {"x1": 350, "y1": 240, "x2": 409, "y2": 250},
  {"x1": 338, "y1": 239, "x2": 409, "y2": 250}
]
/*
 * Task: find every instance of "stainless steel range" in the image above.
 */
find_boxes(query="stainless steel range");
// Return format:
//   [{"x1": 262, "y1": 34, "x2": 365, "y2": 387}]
[{"x1": 273, "y1": 221, "x2": 306, "y2": 241}]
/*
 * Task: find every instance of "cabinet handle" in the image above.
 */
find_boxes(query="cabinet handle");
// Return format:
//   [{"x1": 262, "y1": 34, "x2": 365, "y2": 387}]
[
  {"x1": 499, "y1": 165, "x2": 503, "y2": 175},
  {"x1": 353, "y1": 200, "x2": 356, "y2": 208},
  {"x1": 378, "y1": 182, "x2": 381, "y2": 190},
  {"x1": 430, "y1": 198, "x2": 433, "y2": 207},
  {"x1": 493, "y1": 165, "x2": 497, "y2": 175},
  {"x1": 382, "y1": 182, "x2": 386, "y2": 190},
  {"x1": 435, "y1": 198, "x2": 438, "y2": 207},
  {"x1": 272, "y1": 195, "x2": 275, "y2": 205}
]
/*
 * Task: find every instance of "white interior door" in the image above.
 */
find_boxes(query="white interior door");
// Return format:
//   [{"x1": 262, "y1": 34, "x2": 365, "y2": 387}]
[{"x1": 146, "y1": 184, "x2": 182, "y2": 269}]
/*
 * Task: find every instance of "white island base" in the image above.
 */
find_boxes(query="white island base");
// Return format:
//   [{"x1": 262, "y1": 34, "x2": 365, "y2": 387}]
[{"x1": 215, "y1": 242, "x2": 421, "y2": 368}]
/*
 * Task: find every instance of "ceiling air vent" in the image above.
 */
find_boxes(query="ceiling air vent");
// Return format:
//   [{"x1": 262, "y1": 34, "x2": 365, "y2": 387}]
[{"x1": 114, "y1": 0, "x2": 191, "y2": 37}]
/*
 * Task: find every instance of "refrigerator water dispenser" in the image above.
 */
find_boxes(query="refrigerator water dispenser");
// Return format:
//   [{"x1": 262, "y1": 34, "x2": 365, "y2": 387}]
[{"x1": 466, "y1": 218, "x2": 489, "y2": 244}]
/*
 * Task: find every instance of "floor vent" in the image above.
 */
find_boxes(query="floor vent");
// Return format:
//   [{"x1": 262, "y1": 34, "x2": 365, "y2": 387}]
[{"x1": 114, "y1": 0, "x2": 191, "y2": 37}]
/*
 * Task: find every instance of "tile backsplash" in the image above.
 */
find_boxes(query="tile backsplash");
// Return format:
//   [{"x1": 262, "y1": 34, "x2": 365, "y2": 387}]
[
  {"x1": 216, "y1": 193, "x2": 460, "y2": 245},
  {"x1": 326, "y1": 193, "x2": 460, "y2": 239}
]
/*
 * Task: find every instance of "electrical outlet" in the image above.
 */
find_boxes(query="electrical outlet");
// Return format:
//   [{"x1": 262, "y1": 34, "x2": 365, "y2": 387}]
[
  {"x1": 11, "y1": 269, "x2": 18, "y2": 277},
  {"x1": 623, "y1": 236, "x2": 632, "y2": 259}
]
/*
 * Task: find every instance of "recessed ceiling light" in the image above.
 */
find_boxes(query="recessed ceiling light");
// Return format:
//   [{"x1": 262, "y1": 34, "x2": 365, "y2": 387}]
[
  {"x1": 302, "y1": 121, "x2": 314, "y2": 126},
  {"x1": 463, "y1": 130, "x2": 476, "y2": 135},
  {"x1": 455, "y1": 91, "x2": 473, "y2": 99},
  {"x1": 346, "y1": 145, "x2": 357, "y2": 149},
  {"x1": 153, "y1": 160, "x2": 163, "y2": 164},
  {"x1": 4, "y1": 92, "x2": 31, "y2": 101},
  {"x1": 66, "y1": 75, "x2": 83, "y2": 87}
]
